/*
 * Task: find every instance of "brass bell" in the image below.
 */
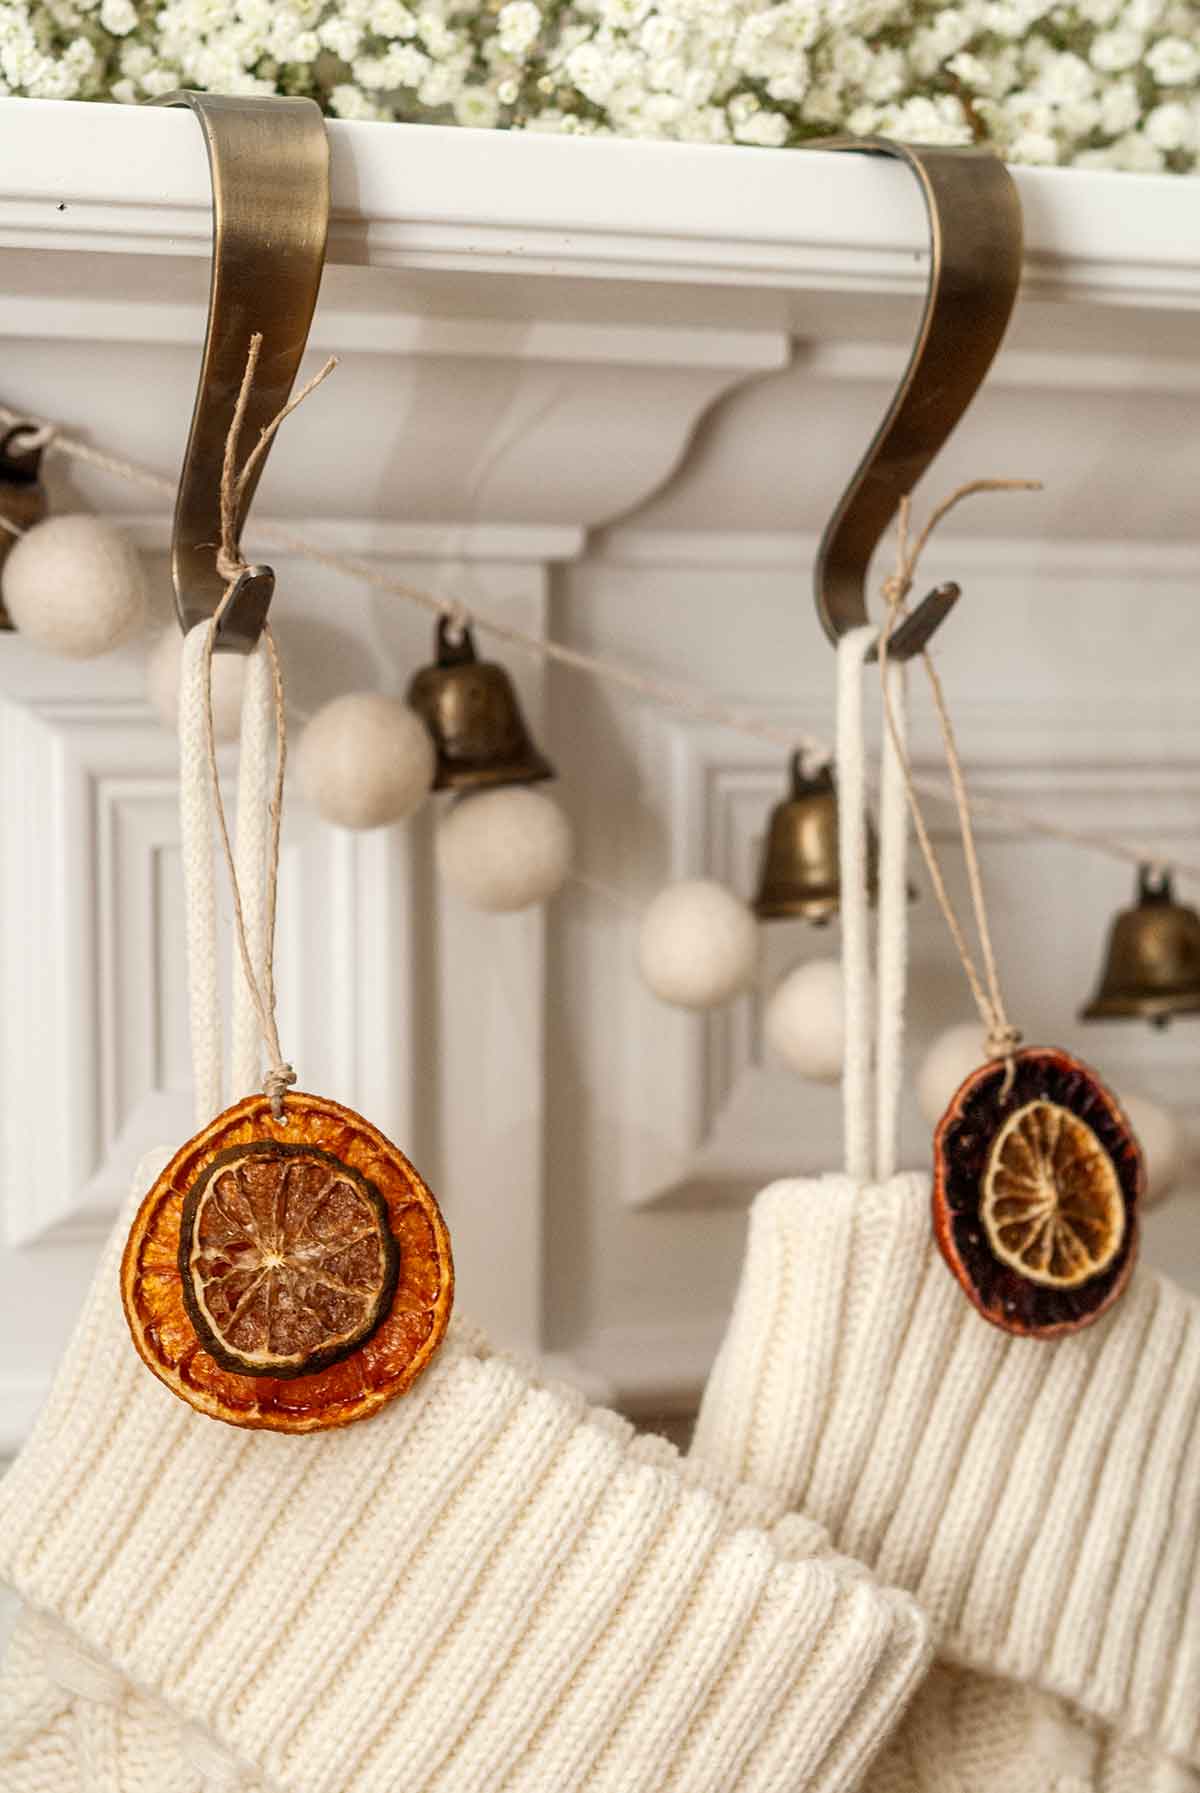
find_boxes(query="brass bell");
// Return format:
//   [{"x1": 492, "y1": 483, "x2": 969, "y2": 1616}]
[
  {"x1": 0, "y1": 426, "x2": 48, "y2": 631},
  {"x1": 754, "y1": 754, "x2": 879, "y2": 924},
  {"x1": 407, "y1": 616, "x2": 554, "y2": 792},
  {"x1": 1081, "y1": 866, "x2": 1200, "y2": 1029}
]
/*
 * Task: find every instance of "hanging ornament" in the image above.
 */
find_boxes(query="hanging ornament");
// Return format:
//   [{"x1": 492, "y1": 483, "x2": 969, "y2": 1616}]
[
  {"x1": 436, "y1": 783, "x2": 571, "y2": 912},
  {"x1": 408, "y1": 615, "x2": 554, "y2": 790},
  {"x1": 764, "y1": 957, "x2": 860, "y2": 1082},
  {"x1": 1080, "y1": 865, "x2": 1200, "y2": 1028},
  {"x1": 297, "y1": 692, "x2": 435, "y2": 830},
  {"x1": 0, "y1": 425, "x2": 48, "y2": 629},
  {"x1": 754, "y1": 755, "x2": 878, "y2": 923},
  {"x1": 122, "y1": 316, "x2": 453, "y2": 1432},
  {"x1": 1116, "y1": 1089, "x2": 1184, "y2": 1208},
  {"x1": 146, "y1": 625, "x2": 248, "y2": 744},
  {"x1": 639, "y1": 879, "x2": 757, "y2": 1010},
  {"x1": 125, "y1": 1087, "x2": 452, "y2": 1429},
  {"x1": 916, "y1": 1021, "x2": 989, "y2": 1128},
  {"x1": 873, "y1": 493, "x2": 1141, "y2": 1341},
  {"x1": 933, "y1": 1048, "x2": 1142, "y2": 1338},
  {"x1": 3, "y1": 513, "x2": 146, "y2": 659}
]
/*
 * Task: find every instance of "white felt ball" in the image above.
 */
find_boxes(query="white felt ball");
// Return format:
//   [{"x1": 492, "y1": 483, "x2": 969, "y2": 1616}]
[
  {"x1": 763, "y1": 958, "x2": 851, "y2": 1083},
  {"x1": 1118, "y1": 1089, "x2": 1184, "y2": 1208},
  {"x1": 298, "y1": 693, "x2": 435, "y2": 830},
  {"x1": 917, "y1": 1021, "x2": 990, "y2": 1127},
  {"x1": 145, "y1": 627, "x2": 247, "y2": 743},
  {"x1": 638, "y1": 879, "x2": 757, "y2": 1010},
  {"x1": 3, "y1": 514, "x2": 146, "y2": 659},
  {"x1": 436, "y1": 785, "x2": 572, "y2": 912}
]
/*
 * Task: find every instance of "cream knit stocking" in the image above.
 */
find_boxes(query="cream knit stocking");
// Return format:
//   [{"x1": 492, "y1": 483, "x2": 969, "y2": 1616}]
[
  {"x1": 693, "y1": 634, "x2": 1200, "y2": 1791},
  {"x1": 0, "y1": 625, "x2": 932, "y2": 1792}
]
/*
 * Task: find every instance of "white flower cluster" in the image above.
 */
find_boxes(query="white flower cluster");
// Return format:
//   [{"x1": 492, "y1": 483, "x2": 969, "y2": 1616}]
[{"x1": 5, "y1": 0, "x2": 1199, "y2": 171}]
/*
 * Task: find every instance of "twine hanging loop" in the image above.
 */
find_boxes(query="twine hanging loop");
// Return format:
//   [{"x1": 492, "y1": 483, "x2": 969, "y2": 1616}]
[
  {"x1": 198, "y1": 333, "x2": 336, "y2": 1118},
  {"x1": 876, "y1": 480, "x2": 1041, "y2": 1093}
]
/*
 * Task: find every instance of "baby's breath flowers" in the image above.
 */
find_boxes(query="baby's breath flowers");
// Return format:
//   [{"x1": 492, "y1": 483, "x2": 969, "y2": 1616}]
[{"x1": 4, "y1": 0, "x2": 1198, "y2": 171}]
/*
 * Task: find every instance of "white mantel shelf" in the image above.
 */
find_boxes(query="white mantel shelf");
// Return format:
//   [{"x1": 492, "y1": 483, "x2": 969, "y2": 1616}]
[{"x1": 0, "y1": 97, "x2": 1196, "y2": 313}]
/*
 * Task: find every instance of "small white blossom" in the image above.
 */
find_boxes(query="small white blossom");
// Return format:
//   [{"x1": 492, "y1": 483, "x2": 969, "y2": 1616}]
[
  {"x1": 946, "y1": 50, "x2": 992, "y2": 92},
  {"x1": 1009, "y1": 127, "x2": 1058, "y2": 161},
  {"x1": 1089, "y1": 28, "x2": 1145, "y2": 73},
  {"x1": 830, "y1": 33, "x2": 871, "y2": 83},
  {"x1": 318, "y1": 16, "x2": 363, "y2": 59},
  {"x1": 496, "y1": 0, "x2": 541, "y2": 53},
  {"x1": 863, "y1": 44, "x2": 906, "y2": 99},
  {"x1": 1035, "y1": 51, "x2": 1094, "y2": 104},
  {"x1": 729, "y1": 93, "x2": 788, "y2": 143},
  {"x1": 1098, "y1": 74, "x2": 1141, "y2": 134},
  {"x1": 1146, "y1": 36, "x2": 1200, "y2": 86},
  {"x1": 1107, "y1": 128, "x2": 1165, "y2": 170},
  {"x1": 98, "y1": 0, "x2": 136, "y2": 33},
  {"x1": 1145, "y1": 99, "x2": 1196, "y2": 149},
  {"x1": 329, "y1": 80, "x2": 383, "y2": 117},
  {"x1": 369, "y1": 0, "x2": 417, "y2": 31}
]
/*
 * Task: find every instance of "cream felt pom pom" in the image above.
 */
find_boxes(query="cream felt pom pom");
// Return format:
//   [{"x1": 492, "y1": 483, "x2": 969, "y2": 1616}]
[
  {"x1": 917, "y1": 1021, "x2": 989, "y2": 1127},
  {"x1": 3, "y1": 514, "x2": 146, "y2": 659},
  {"x1": 146, "y1": 627, "x2": 247, "y2": 743},
  {"x1": 437, "y1": 784, "x2": 572, "y2": 911},
  {"x1": 1118, "y1": 1089, "x2": 1184, "y2": 1206},
  {"x1": 298, "y1": 693, "x2": 435, "y2": 830},
  {"x1": 639, "y1": 879, "x2": 757, "y2": 1010},
  {"x1": 764, "y1": 957, "x2": 854, "y2": 1083}
]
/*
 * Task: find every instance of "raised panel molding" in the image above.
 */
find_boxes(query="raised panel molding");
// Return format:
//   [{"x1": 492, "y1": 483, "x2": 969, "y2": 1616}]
[
  {"x1": 621, "y1": 696, "x2": 1200, "y2": 1217},
  {"x1": 0, "y1": 692, "x2": 418, "y2": 1251}
]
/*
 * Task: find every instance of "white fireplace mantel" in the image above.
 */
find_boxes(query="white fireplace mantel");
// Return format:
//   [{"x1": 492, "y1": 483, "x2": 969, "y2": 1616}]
[{"x1": 1, "y1": 99, "x2": 1198, "y2": 1476}]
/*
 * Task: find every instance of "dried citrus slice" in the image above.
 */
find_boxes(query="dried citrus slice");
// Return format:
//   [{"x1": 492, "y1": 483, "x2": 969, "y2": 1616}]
[
  {"x1": 180, "y1": 1142, "x2": 400, "y2": 1377},
  {"x1": 933, "y1": 1047, "x2": 1141, "y2": 1338},
  {"x1": 122, "y1": 1091, "x2": 453, "y2": 1432},
  {"x1": 981, "y1": 1101, "x2": 1125, "y2": 1288}
]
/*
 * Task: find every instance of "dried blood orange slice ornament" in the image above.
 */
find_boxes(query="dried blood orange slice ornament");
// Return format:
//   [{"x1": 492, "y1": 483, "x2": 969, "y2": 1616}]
[
  {"x1": 123, "y1": 1092, "x2": 453, "y2": 1433},
  {"x1": 876, "y1": 522, "x2": 1142, "y2": 1339},
  {"x1": 932, "y1": 1048, "x2": 1141, "y2": 1338},
  {"x1": 121, "y1": 347, "x2": 452, "y2": 1429}
]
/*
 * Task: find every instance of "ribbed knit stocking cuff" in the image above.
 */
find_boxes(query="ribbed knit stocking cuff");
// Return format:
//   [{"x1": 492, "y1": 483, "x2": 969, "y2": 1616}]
[
  {"x1": 0, "y1": 1183, "x2": 928, "y2": 1793},
  {"x1": 693, "y1": 1172, "x2": 1200, "y2": 1769}
]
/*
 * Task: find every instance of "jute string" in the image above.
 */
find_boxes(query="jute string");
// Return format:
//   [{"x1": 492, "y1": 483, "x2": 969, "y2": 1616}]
[
  {"x1": 200, "y1": 334, "x2": 337, "y2": 1118},
  {"x1": 878, "y1": 480, "x2": 1039, "y2": 1090},
  {"x1": 0, "y1": 401, "x2": 1195, "y2": 884}
]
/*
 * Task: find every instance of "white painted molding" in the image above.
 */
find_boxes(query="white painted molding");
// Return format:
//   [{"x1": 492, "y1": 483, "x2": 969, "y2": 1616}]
[
  {"x1": 596, "y1": 529, "x2": 1200, "y2": 577},
  {"x1": 0, "y1": 102, "x2": 1196, "y2": 310}
]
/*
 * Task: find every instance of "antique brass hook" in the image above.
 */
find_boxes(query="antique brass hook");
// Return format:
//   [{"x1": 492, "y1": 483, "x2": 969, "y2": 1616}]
[
  {"x1": 811, "y1": 140, "x2": 1023, "y2": 660},
  {"x1": 161, "y1": 92, "x2": 330, "y2": 653}
]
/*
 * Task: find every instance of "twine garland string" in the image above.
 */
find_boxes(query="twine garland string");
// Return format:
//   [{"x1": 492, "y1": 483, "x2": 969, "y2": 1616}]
[
  {"x1": 0, "y1": 401, "x2": 1196, "y2": 886},
  {"x1": 200, "y1": 334, "x2": 337, "y2": 1119},
  {"x1": 878, "y1": 483, "x2": 1039, "y2": 1090}
]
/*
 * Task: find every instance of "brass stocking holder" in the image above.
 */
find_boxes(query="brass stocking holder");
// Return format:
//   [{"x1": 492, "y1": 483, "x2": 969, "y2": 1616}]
[
  {"x1": 811, "y1": 140, "x2": 1023, "y2": 659},
  {"x1": 161, "y1": 91, "x2": 330, "y2": 654}
]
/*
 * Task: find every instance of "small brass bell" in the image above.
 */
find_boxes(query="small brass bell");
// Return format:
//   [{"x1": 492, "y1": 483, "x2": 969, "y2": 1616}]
[
  {"x1": 407, "y1": 616, "x2": 554, "y2": 792},
  {"x1": 754, "y1": 754, "x2": 879, "y2": 924},
  {"x1": 1081, "y1": 866, "x2": 1200, "y2": 1029},
  {"x1": 0, "y1": 426, "x2": 48, "y2": 631}
]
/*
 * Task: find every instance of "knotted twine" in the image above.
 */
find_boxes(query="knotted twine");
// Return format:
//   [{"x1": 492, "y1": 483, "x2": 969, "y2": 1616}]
[
  {"x1": 198, "y1": 332, "x2": 336, "y2": 1118},
  {"x1": 876, "y1": 478, "x2": 1040, "y2": 1095}
]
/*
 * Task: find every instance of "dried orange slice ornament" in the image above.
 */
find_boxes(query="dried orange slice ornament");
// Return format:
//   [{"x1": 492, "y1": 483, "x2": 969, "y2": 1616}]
[
  {"x1": 933, "y1": 1047, "x2": 1142, "y2": 1339},
  {"x1": 122, "y1": 1091, "x2": 453, "y2": 1432}
]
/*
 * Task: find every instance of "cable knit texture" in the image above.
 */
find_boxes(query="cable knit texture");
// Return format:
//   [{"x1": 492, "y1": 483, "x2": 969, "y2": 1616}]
[
  {"x1": 0, "y1": 1176, "x2": 929, "y2": 1793},
  {"x1": 693, "y1": 1172, "x2": 1200, "y2": 1784}
]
